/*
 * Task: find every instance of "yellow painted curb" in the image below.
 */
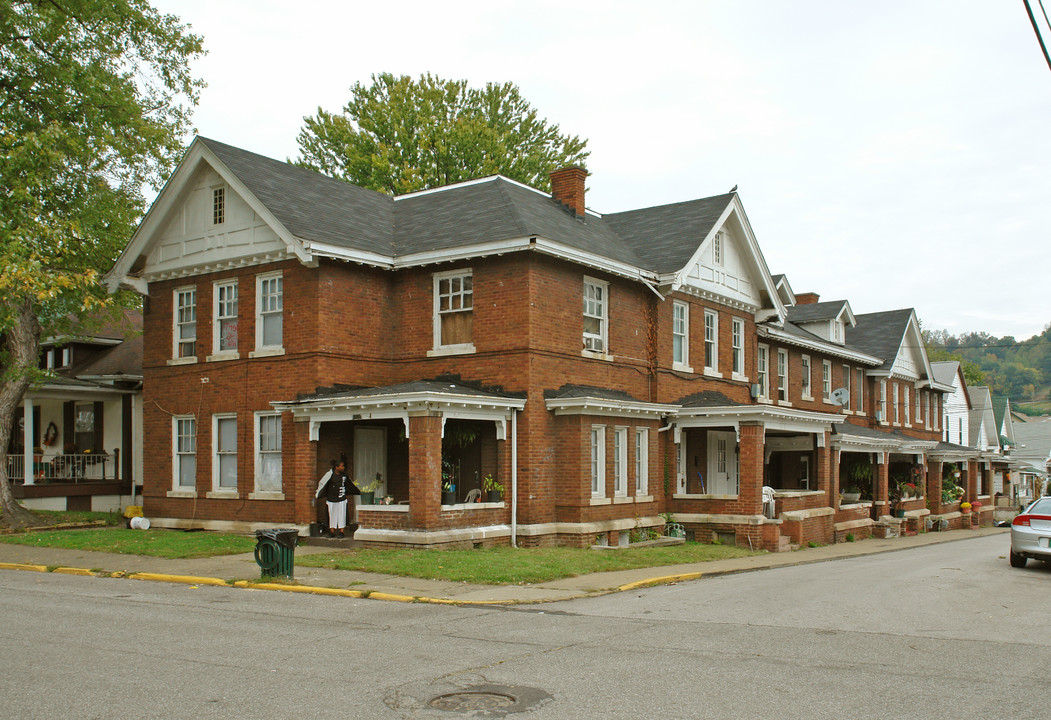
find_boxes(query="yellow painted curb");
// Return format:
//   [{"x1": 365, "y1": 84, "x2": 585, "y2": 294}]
[
  {"x1": 617, "y1": 571, "x2": 704, "y2": 592},
  {"x1": 53, "y1": 567, "x2": 94, "y2": 576},
  {"x1": 0, "y1": 562, "x2": 48, "y2": 572},
  {"x1": 127, "y1": 573, "x2": 230, "y2": 587}
]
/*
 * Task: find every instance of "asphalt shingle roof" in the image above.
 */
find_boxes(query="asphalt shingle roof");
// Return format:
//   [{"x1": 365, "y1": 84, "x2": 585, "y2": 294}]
[
  {"x1": 200, "y1": 137, "x2": 733, "y2": 274},
  {"x1": 786, "y1": 300, "x2": 849, "y2": 324},
  {"x1": 845, "y1": 309, "x2": 914, "y2": 372}
]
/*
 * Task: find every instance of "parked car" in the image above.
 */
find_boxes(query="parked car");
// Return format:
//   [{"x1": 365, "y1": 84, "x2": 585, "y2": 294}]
[{"x1": 1009, "y1": 497, "x2": 1051, "y2": 568}]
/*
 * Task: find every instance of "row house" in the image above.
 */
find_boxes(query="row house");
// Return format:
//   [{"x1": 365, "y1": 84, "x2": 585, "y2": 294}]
[{"x1": 104, "y1": 137, "x2": 992, "y2": 550}]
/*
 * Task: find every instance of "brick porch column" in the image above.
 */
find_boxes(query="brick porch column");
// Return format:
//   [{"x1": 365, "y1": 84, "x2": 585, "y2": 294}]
[
  {"x1": 408, "y1": 414, "x2": 442, "y2": 530},
  {"x1": 738, "y1": 423, "x2": 764, "y2": 515},
  {"x1": 830, "y1": 447, "x2": 841, "y2": 507},
  {"x1": 292, "y1": 418, "x2": 317, "y2": 525},
  {"x1": 816, "y1": 431, "x2": 831, "y2": 496},
  {"x1": 926, "y1": 459, "x2": 943, "y2": 512},
  {"x1": 874, "y1": 452, "x2": 890, "y2": 516},
  {"x1": 966, "y1": 459, "x2": 979, "y2": 502}
]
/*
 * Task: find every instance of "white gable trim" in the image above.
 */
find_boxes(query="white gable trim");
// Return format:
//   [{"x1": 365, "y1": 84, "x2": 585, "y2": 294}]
[
  {"x1": 670, "y1": 195, "x2": 785, "y2": 321},
  {"x1": 106, "y1": 138, "x2": 314, "y2": 293}
]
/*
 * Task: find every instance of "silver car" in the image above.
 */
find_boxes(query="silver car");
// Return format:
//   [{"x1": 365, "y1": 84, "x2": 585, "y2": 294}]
[{"x1": 1010, "y1": 497, "x2": 1051, "y2": 568}]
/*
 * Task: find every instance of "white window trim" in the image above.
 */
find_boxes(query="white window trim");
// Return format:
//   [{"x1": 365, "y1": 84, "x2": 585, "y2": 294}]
[
  {"x1": 777, "y1": 348, "x2": 790, "y2": 404},
  {"x1": 892, "y1": 382, "x2": 900, "y2": 426},
  {"x1": 904, "y1": 385, "x2": 911, "y2": 427},
  {"x1": 800, "y1": 354, "x2": 813, "y2": 400},
  {"x1": 171, "y1": 286, "x2": 197, "y2": 363},
  {"x1": 822, "y1": 360, "x2": 832, "y2": 403},
  {"x1": 757, "y1": 343, "x2": 770, "y2": 403},
  {"x1": 208, "y1": 413, "x2": 239, "y2": 498},
  {"x1": 60, "y1": 347, "x2": 72, "y2": 368},
  {"x1": 703, "y1": 309, "x2": 721, "y2": 377},
  {"x1": 842, "y1": 364, "x2": 852, "y2": 413},
  {"x1": 856, "y1": 368, "x2": 866, "y2": 416},
  {"x1": 582, "y1": 276, "x2": 611, "y2": 360},
  {"x1": 212, "y1": 186, "x2": 225, "y2": 226},
  {"x1": 672, "y1": 300, "x2": 691, "y2": 372},
  {"x1": 613, "y1": 427, "x2": 628, "y2": 497},
  {"x1": 169, "y1": 415, "x2": 197, "y2": 497},
  {"x1": 879, "y1": 379, "x2": 888, "y2": 425},
  {"x1": 429, "y1": 267, "x2": 476, "y2": 356},
  {"x1": 635, "y1": 428, "x2": 649, "y2": 497},
  {"x1": 251, "y1": 411, "x2": 284, "y2": 500},
  {"x1": 731, "y1": 317, "x2": 747, "y2": 380},
  {"x1": 252, "y1": 271, "x2": 284, "y2": 356},
  {"x1": 590, "y1": 425, "x2": 606, "y2": 498},
  {"x1": 209, "y1": 279, "x2": 240, "y2": 361}
]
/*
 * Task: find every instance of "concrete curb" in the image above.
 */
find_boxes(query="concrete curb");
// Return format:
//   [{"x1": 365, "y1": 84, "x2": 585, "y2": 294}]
[{"x1": 0, "y1": 526, "x2": 1010, "y2": 605}]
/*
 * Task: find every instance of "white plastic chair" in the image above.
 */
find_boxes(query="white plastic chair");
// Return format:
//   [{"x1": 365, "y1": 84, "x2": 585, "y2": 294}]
[
  {"x1": 465, "y1": 488, "x2": 482, "y2": 503},
  {"x1": 762, "y1": 486, "x2": 776, "y2": 519}
]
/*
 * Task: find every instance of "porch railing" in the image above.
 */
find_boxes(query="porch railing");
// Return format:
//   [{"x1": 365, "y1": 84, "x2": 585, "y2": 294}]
[{"x1": 6, "y1": 452, "x2": 115, "y2": 484}]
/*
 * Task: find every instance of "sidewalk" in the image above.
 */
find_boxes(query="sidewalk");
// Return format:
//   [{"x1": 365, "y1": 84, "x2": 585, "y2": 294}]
[{"x1": 0, "y1": 526, "x2": 1008, "y2": 605}]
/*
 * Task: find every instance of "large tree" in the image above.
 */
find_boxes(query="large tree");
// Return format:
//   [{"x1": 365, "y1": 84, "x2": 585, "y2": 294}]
[
  {"x1": 295, "y1": 72, "x2": 589, "y2": 195},
  {"x1": 0, "y1": 1, "x2": 203, "y2": 527}
]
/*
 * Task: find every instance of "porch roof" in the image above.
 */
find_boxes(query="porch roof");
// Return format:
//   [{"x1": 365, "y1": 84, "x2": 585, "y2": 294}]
[
  {"x1": 544, "y1": 384, "x2": 676, "y2": 419},
  {"x1": 926, "y1": 440, "x2": 979, "y2": 462},
  {"x1": 833, "y1": 423, "x2": 938, "y2": 453},
  {"x1": 272, "y1": 380, "x2": 526, "y2": 441},
  {"x1": 672, "y1": 391, "x2": 844, "y2": 436}
]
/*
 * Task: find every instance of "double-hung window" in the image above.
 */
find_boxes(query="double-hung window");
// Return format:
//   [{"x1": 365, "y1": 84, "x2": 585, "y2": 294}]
[
  {"x1": 822, "y1": 360, "x2": 832, "y2": 401},
  {"x1": 842, "y1": 364, "x2": 852, "y2": 411},
  {"x1": 672, "y1": 301, "x2": 689, "y2": 368},
  {"x1": 892, "y1": 382, "x2": 900, "y2": 424},
  {"x1": 174, "y1": 417, "x2": 196, "y2": 490},
  {"x1": 256, "y1": 272, "x2": 283, "y2": 352},
  {"x1": 613, "y1": 427, "x2": 628, "y2": 497},
  {"x1": 704, "y1": 310, "x2": 718, "y2": 373},
  {"x1": 731, "y1": 318, "x2": 745, "y2": 377},
  {"x1": 777, "y1": 349, "x2": 788, "y2": 402},
  {"x1": 583, "y1": 278, "x2": 608, "y2": 355},
  {"x1": 590, "y1": 426, "x2": 606, "y2": 497},
  {"x1": 255, "y1": 412, "x2": 282, "y2": 493},
  {"x1": 213, "y1": 280, "x2": 238, "y2": 355},
  {"x1": 174, "y1": 287, "x2": 197, "y2": 359},
  {"x1": 915, "y1": 389, "x2": 922, "y2": 428},
  {"x1": 433, "y1": 269, "x2": 474, "y2": 352},
  {"x1": 213, "y1": 415, "x2": 237, "y2": 493},
  {"x1": 635, "y1": 428, "x2": 648, "y2": 496},
  {"x1": 757, "y1": 344, "x2": 769, "y2": 399},
  {"x1": 879, "y1": 380, "x2": 888, "y2": 422},
  {"x1": 857, "y1": 369, "x2": 865, "y2": 415},
  {"x1": 904, "y1": 385, "x2": 911, "y2": 425},
  {"x1": 801, "y1": 355, "x2": 812, "y2": 398}
]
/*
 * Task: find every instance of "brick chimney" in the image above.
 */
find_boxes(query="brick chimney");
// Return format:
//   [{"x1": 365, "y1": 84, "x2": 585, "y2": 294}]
[
  {"x1": 795, "y1": 292, "x2": 820, "y2": 305},
  {"x1": 550, "y1": 166, "x2": 588, "y2": 216}
]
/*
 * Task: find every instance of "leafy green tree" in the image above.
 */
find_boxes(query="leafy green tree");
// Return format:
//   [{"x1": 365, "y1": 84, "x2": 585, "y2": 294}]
[
  {"x1": 295, "y1": 73, "x2": 589, "y2": 195},
  {"x1": 0, "y1": 1, "x2": 203, "y2": 527}
]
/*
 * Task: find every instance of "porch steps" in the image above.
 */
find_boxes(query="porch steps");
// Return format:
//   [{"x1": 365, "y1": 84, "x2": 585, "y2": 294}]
[{"x1": 777, "y1": 536, "x2": 798, "y2": 553}]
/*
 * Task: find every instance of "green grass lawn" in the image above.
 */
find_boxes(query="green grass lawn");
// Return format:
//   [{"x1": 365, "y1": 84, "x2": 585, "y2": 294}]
[
  {"x1": 0, "y1": 526, "x2": 257, "y2": 559},
  {"x1": 297, "y1": 543, "x2": 761, "y2": 585}
]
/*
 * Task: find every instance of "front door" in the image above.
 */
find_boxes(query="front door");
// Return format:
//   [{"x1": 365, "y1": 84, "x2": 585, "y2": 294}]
[
  {"x1": 354, "y1": 427, "x2": 387, "y2": 497},
  {"x1": 707, "y1": 430, "x2": 739, "y2": 495}
]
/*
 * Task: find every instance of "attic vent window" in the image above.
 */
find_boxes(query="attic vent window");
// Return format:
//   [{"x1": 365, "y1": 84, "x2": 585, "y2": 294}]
[
  {"x1": 713, "y1": 233, "x2": 723, "y2": 266},
  {"x1": 212, "y1": 187, "x2": 225, "y2": 225}
]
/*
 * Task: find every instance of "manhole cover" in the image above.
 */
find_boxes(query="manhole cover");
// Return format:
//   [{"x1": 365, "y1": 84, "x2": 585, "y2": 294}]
[{"x1": 428, "y1": 691, "x2": 516, "y2": 712}]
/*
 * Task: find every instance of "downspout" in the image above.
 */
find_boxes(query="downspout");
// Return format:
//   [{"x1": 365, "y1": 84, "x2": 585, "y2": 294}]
[
  {"x1": 511, "y1": 409, "x2": 518, "y2": 547},
  {"x1": 513, "y1": 235, "x2": 535, "y2": 545}
]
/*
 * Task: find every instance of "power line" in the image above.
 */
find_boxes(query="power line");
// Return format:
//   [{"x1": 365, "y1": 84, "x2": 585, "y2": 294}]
[{"x1": 1024, "y1": 0, "x2": 1051, "y2": 72}]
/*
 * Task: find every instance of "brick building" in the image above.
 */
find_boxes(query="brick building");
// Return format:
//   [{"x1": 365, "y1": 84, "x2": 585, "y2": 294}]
[{"x1": 105, "y1": 137, "x2": 992, "y2": 549}]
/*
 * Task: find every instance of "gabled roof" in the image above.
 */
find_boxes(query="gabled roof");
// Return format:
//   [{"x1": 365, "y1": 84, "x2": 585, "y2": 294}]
[
  {"x1": 992, "y1": 396, "x2": 1015, "y2": 445},
  {"x1": 845, "y1": 309, "x2": 914, "y2": 371},
  {"x1": 107, "y1": 138, "x2": 783, "y2": 318},
  {"x1": 786, "y1": 300, "x2": 854, "y2": 325},
  {"x1": 930, "y1": 360, "x2": 959, "y2": 387}
]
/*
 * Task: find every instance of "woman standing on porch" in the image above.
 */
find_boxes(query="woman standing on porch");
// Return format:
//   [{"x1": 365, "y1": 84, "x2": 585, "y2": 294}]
[{"x1": 315, "y1": 459, "x2": 355, "y2": 538}]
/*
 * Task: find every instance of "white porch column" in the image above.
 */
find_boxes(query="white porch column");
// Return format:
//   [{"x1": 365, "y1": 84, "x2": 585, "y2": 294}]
[{"x1": 23, "y1": 399, "x2": 34, "y2": 485}]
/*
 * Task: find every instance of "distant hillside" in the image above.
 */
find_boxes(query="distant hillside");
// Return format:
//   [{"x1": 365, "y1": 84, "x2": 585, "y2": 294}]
[{"x1": 923, "y1": 323, "x2": 1051, "y2": 412}]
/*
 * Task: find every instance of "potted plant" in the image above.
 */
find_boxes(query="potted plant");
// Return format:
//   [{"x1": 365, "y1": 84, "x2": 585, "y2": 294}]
[
  {"x1": 441, "y1": 479, "x2": 457, "y2": 505},
  {"x1": 841, "y1": 484, "x2": 862, "y2": 504},
  {"x1": 355, "y1": 478, "x2": 381, "y2": 505},
  {"x1": 482, "y1": 473, "x2": 503, "y2": 502},
  {"x1": 960, "y1": 501, "x2": 972, "y2": 514}
]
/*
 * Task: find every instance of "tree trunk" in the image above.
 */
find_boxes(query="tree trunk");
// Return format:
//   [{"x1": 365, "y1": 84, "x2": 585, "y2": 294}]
[{"x1": 0, "y1": 300, "x2": 43, "y2": 528}]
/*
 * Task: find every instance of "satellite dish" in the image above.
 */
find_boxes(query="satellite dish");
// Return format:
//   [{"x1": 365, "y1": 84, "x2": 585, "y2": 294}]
[{"x1": 830, "y1": 387, "x2": 850, "y2": 406}]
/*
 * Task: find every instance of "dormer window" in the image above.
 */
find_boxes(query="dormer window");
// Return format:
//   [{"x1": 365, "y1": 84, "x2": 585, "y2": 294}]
[
  {"x1": 61, "y1": 347, "x2": 72, "y2": 368},
  {"x1": 212, "y1": 187, "x2": 225, "y2": 225}
]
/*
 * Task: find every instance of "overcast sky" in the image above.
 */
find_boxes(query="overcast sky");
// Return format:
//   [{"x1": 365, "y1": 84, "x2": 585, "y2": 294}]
[{"x1": 153, "y1": 0, "x2": 1051, "y2": 341}]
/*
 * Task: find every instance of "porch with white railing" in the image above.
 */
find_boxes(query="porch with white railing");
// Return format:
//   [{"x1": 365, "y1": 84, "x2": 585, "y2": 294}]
[{"x1": 6, "y1": 452, "x2": 118, "y2": 484}]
